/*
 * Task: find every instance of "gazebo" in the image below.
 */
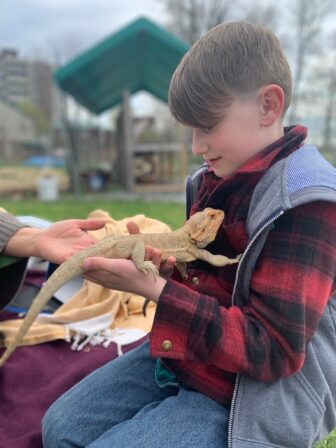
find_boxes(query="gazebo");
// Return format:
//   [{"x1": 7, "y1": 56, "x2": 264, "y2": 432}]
[{"x1": 54, "y1": 17, "x2": 189, "y2": 192}]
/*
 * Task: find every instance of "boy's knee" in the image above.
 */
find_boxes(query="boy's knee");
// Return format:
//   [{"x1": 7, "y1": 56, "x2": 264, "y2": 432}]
[{"x1": 42, "y1": 400, "x2": 70, "y2": 447}]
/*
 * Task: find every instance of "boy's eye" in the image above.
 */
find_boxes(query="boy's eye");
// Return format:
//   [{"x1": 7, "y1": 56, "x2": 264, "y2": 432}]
[{"x1": 203, "y1": 126, "x2": 213, "y2": 134}]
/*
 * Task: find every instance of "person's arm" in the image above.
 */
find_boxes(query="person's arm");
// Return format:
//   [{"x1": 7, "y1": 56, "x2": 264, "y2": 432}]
[
  {"x1": 0, "y1": 211, "x2": 29, "y2": 254},
  {"x1": 149, "y1": 201, "x2": 336, "y2": 380},
  {"x1": 0, "y1": 212, "x2": 107, "y2": 310},
  {"x1": 3, "y1": 218, "x2": 107, "y2": 264},
  {"x1": 83, "y1": 202, "x2": 336, "y2": 381},
  {"x1": 0, "y1": 211, "x2": 35, "y2": 309}
]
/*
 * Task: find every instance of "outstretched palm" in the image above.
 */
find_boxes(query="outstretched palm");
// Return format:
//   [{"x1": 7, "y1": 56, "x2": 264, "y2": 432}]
[{"x1": 35, "y1": 219, "x2": 105, "y2": 264}]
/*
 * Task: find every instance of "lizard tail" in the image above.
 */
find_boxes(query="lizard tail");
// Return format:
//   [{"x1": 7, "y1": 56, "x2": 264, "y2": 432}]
[{"x1": 0, "y1": 259, "x2": 84, "y2": 367}]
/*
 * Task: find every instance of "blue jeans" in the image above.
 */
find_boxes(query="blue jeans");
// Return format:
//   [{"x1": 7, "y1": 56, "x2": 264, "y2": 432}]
[{"x1": 42, "y1": 341, "x2": 229, "y2": 448}]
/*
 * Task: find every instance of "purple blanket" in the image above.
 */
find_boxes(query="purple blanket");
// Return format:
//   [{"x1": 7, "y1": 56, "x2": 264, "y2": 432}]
[{"x1": 0, "y1": 312, "x2": 146, "y2": 448}]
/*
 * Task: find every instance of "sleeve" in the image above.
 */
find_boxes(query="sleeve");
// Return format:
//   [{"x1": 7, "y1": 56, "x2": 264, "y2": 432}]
[
  {"x1": 0, "y1": 211, "x2": 27, "y2": 253},
  {"x1": 0, "y1": 211, "x2": 29, "y2": 310},
  {"x1": 150, "y1": 201, "x2": 336, "y2": 381}
]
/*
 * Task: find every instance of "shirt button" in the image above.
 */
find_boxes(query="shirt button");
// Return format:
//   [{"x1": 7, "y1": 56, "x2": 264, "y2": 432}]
[
  {"x1": 162, "y1": 340, "x2": 173, "y2": 352},
  {"x1": 191, "y1": 276, "x2": 199, "y2": 285}
]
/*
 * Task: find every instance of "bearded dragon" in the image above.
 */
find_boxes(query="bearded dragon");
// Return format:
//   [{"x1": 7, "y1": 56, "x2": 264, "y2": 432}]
[{"x1": 0, "y1": 208, "x2": 241, "y2": 366}]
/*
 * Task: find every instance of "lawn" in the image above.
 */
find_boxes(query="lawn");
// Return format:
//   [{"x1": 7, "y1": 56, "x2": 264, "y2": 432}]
[
  {"x1": 315, "y1": 430, "x2": 336, "y2": 447},
  {"x1": 1, "y1": 197, "x2": 335, "y2": 446},
  {"x1": 0, "y1": 197, "x2": 185, "y2": 229}
]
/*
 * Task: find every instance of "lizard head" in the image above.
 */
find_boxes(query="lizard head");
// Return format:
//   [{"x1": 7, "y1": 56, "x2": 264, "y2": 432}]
[{"x1": 186, "y1": 208, "x2": 224, "y2": 248}]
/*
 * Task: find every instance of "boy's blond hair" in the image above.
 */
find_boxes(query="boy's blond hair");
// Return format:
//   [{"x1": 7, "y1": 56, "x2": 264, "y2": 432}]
[{"x1": 169, "y1": 21, "x2": 292, "y2": 128}]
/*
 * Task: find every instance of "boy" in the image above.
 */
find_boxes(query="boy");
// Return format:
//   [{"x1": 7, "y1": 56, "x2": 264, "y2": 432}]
[{"x1": 42, "y1": 22, "x2": 336, "y2": 448}]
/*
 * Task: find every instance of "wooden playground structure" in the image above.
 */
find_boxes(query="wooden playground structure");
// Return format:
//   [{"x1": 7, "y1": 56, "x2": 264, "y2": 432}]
[
  {"x1": 116, "y1": 91, "x2": 188, "y2": 193},
  {"x1": 54, "y1": 17, "x2": 190, "y2": 194}
]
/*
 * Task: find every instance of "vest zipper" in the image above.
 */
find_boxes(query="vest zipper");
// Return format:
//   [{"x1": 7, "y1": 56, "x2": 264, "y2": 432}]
[
  {"x1": 228, "y1": 210, "x2": 284, "y2": 448},
  {"x1": 231, "y1": 210, "x2": 284, "y2": 305}
]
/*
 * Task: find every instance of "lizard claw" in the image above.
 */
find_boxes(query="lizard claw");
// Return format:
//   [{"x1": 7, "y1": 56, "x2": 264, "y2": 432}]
[{"x1": 139, "y1": 261, "x2": 159, "y2": 281}]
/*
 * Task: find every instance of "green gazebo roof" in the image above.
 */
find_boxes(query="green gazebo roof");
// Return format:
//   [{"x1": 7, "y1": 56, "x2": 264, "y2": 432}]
[{"x1": 54, "y1": 17, "x2": 189, "y2": 114}]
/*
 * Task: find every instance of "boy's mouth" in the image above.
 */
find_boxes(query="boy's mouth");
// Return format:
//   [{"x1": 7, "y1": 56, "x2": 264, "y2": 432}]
[{"x1": 205, "y1": 156, "x2": 221, "y2": 166}]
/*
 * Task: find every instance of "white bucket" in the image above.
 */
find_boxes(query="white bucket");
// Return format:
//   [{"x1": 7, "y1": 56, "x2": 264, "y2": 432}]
[{"x1": 37, "y1": 176, "x2": 59, "y2": 201}]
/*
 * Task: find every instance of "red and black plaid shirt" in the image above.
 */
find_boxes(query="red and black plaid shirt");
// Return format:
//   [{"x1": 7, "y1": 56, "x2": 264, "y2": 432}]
[{"x1": 150, "y1": 126, "x2": 336, "y2": 407}]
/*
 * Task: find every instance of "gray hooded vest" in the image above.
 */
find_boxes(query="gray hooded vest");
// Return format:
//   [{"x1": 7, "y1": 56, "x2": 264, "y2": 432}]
[{"x1": 187, "y1": 144, "x2": 336, "y2": 448}]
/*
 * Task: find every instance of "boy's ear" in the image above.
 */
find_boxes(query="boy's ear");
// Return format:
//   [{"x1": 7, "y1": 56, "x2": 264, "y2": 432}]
[{"x1": 258, "y1": 85, "x2": 284, "y2": 127}]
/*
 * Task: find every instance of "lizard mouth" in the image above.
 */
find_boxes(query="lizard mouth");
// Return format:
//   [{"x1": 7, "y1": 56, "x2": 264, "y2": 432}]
[
  {"x1": 196, "y1": 240, "x2": 209, "y2": 248},
  {"x1": 191, "y1": 238, "x2": 208, "y2": 248}
]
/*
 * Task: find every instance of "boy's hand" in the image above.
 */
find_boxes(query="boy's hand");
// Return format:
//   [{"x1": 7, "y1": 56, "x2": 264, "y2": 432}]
[
  {"x1": 82, "y1": 257, "x2": 167, "y2": 303},
  {"x1": 126, "y1": 220, "x2": 176, "y2": 279},
  {"x1": 81, "y1": 220, "x2": 174, "y2": 303}
]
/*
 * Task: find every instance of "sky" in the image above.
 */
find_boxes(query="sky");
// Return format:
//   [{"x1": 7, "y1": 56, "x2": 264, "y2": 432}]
[
  {"x1": 0, "y1": 0, "x2": 168, "y2": 118},
  {"x1": 0, "y1": 0, "x2": 166, "y2": 63},
  {"x1": 1, "y1": 0, "x2": 335, "y2": 122}
]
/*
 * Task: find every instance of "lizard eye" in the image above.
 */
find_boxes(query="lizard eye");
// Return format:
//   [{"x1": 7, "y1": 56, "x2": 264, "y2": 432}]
[{"x1": 209, "y1": 213, "x2": 216, "y2": 219}]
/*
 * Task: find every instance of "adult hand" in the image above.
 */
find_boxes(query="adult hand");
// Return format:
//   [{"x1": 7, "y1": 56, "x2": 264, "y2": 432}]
[
  {"x1": 35, "y1": 219, "x2": 107, "y2": 264},
  {"x1": 4, "y1": 219, "x2": 106, "y2": 264}
]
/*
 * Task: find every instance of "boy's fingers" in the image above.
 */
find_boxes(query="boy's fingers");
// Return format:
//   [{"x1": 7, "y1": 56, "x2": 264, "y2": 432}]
[
  {"x1": 161, "y1": 256, "x2": 176, "y2": 272},
  {"x1": 76, "y1": 219, "x2": 108, "y2": 230},
  {"x1": 83, "y1": 257, "x2": 135, "y2": 271},
  {"x1": 144, "y1": 246, "x2": 162, "y2": 267},
  {"x1": 127, "y1": 221, "x2": 140, "y2": 234},
  {"x1": 83, "y1": 257, "x2": 114, "y2": 271},
  {"x1": 144, "y1": 245, "x2": 154, "y2": 260},
  {"x1": 152, "y1": 248, "x2": 162, "y2": 267},
  {"x1": 167, "y1": 256, "x2": 176, "y2": 266}
]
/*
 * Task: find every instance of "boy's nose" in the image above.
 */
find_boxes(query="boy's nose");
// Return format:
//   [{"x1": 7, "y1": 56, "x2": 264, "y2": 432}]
[{"x1": 192, "y1": 134, "x2": 210, "y2": 155}]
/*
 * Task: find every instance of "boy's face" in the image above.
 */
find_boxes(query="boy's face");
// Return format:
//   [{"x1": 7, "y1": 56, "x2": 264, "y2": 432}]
[{"x1": 191, "y1": 95, "x2": 267, "y2": 178}]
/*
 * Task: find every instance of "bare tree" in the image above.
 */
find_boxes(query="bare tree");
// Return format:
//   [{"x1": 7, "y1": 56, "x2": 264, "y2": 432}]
[
  {"x1": 323, "y1": 58, "x2": 336, "y2": 154},
  {"x1": 162, "y1": 0, "x2": 281, "y2": 44},
  {"x1": 288, "y1": 0, "x2": 333, "y2": 123},
  {"x1": 236, "y1": 0, "x2": 279, "y2": 30},
  {"x1": 161, "y1": 0, "x2": 234, "y2": 44},
  {"x1": 205, "y1": 0, "x2": 233, "y2": 32},
  {"x1": 321, "y1": 30, "x2": 336, "y2": 155}
]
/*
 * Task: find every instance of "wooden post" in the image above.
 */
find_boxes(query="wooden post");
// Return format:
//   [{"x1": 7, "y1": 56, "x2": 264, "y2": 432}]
[
  {"x1": 59, "y1": 91, "x2": 81, "y2": 196},
  {"x1": 116, "y1": 90, "x2": 134, "y2": 191}
]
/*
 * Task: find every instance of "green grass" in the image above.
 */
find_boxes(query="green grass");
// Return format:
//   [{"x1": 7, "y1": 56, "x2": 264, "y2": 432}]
[
  {"x1": 315, "y1": 429, "x2": 336, "y2": 447},
  {"x1": 2, "y1": 197, "x2": 336, "y2": 446},
  {"x1": 1, "y1": 197, "x2": 185, "y2": 230}
]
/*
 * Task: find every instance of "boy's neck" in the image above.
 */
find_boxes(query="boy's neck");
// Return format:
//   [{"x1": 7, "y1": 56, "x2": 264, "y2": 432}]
[
  {"x1": 220, "y1": 123, "x2": 286, "y2": 180},
  {"x1": 243, "y1": 122, "x2": 285, "y2": 165},
  {"x1": 260, "y1": 121, "x2": 284, "y2": 149}
]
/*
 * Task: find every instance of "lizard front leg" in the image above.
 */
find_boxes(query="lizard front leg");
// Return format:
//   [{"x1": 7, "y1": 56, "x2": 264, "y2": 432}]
[
  {"x1": 175, "y1": 262, "x2": 188, "y2": 280},
  {"x1": 131, "y1": 241, "x2": 159, "y2": 279},
  {"x1": 193, "y1": 248, "x2": 241, "y2": 267}
]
